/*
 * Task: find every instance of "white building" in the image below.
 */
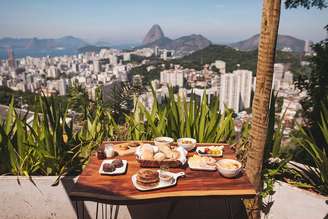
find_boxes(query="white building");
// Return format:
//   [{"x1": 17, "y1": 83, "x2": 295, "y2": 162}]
[
  {"x1": 304, "y1": 40, "x2": 313, "y2": 56},
  {"x1": 283, "y1": 71, "x2": 293, "y2": 85},
  {"x1": 160, "y1": 69, "x2": 184, "y2": 87},
  {"x1": 220, "y1": 73, "x2": 240, "y2": 113},
  {"x1": 93, "y1": 60, "x2": 101, "y2": 73},
  {"x1": 273, "y1": 63, "x2": 284, "y2": 90},
  {"x1": 214, "y1": 60, "x2": 226, "y2": 74},
  {"x1": 57, "y1": 79, "x2": 66, "y2": 96},
  {"x1": 47, "y1": 66, "x2": 59, "y2": 78},
  {"x1": 233, "y1": 69, "x2": 253, "y2": 109},
  {"x1": 220, "y1": 70, "x2": 253, "y2": 113},
  {"x1": 123, "y1": 53, "x2": 131, "y2": 62}
]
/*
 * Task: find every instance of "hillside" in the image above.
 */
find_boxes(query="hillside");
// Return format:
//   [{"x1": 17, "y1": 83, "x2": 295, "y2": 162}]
[
  {"x1": 173, "y1": 44, "x2": 301, "y2": 74},
  {"x1": 230, "y1": 34, "x2": 305, "y2": 53},
  {"x1": 0, "y1": 36, "x2": 88, "y2": 50}
]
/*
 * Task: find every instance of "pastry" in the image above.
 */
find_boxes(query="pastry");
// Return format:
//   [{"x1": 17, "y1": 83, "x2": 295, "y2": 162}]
[
  {"x1": 112, "y1": 159, "x2": 123, "y2": 168},
  {"x1": 119, "y1": 143, "x2": 129, "y2": 150},
  {"x1": 154, "y1": 152, "x2": 165, "y2": 161},
  {"x1": 128, "y1": 142, "x2": 140, "y2": 148},
  {"x1": 136, "y1": 169, "x2": 160, "y2": 188},
  {"x1": 103, "y1": 163, "x2": 116, "y2": 172}
]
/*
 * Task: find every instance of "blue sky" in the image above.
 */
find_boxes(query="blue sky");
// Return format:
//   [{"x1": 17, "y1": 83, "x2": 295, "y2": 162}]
[{"x1": 0, "y1": 0, "x2": 327, "y2": 44}]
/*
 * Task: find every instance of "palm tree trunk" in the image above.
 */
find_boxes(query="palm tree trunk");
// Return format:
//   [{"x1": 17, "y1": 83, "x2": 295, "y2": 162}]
[{"x1": 245, "y1": 0, "x2": 281, "y2": 218}]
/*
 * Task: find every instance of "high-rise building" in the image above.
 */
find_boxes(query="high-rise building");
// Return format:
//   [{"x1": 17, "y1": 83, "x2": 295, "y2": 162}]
[
  {"x1": 220, "y1": 70, "x2": 253, "y2": 113},
  {"x1": 233, "y1": 70, "x2": 253, "y2": 109},
  {"x1": 214, "y1": 60, "x2": 226, "y2": 74},
  {"x1": 220, "y1": 73, "x2": 240, "y2": 113},
  {"x1": 110, "y1": 55, "x2": 118, "y2": 65},
  {"x1": 7, "y1": 48, "x2": 15, "y2": 69},
  {"x1": 154, "y1": 46, "x2": 159, "y2": 56},
  {"x1": 304, "y1": 40, "x2": 313, "y2": 56},
  {"x1": 57, "y1": 79, "x2": 66, "y2": 96},
  {"x1": 123, "y1": 53, "x2": 131, "y2": 62},
  {"x1": 93, "y1": 60, "x2": 101, "y2": 73},
  {"x1": 283, "y1": 71, "x2": 293, "y2": 85},
  {"x1": 273, "y1": 63, "x2": 284, "y2": 90},
  {"x1": 160, "y1": 69, "x2": 184, "y2": 87}
]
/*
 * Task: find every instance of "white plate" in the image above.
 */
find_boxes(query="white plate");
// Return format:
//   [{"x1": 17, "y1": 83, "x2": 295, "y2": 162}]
[
  {"x1": 196, "y1": 146, "x2": 224, "y2": 157},
  {"x1": 99, "y1": 160, "x2": 128, "y2": 175},
  {"x1": 131, "y1": 171, "x2": 185, "y2": 191},
  {"x1": 188, "y1": 160, "x2": 217, "y2": 171}
]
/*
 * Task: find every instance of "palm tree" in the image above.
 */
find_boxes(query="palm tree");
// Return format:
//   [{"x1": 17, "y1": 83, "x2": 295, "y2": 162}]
[{"x1": 245, "y1": 0, "x2": 281, "y2": 218}]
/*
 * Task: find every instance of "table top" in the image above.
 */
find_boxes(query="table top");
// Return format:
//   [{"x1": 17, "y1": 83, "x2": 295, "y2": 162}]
[{"x1": 69, "y1": 141, "x2": 256, "y2": 205}]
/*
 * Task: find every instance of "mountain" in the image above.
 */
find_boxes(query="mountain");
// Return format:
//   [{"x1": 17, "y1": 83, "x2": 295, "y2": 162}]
[
  {"x1": 140, "y1": 24, "x2": 211, "y2": 56},
  {"x1": 165, "y1": 34, "x2": 211, "y2": 54},
  {"x1": 230, "y1": 34, "x2": 305, "y2": 52},
  {"x1": 173, "y1": 44, "x2": 301, "y2": 73},
  {"x1": 0, "y1": 36, "x2": 88, "y2": 50},
  {"x1": 142, "y1": 24, "x2": 165, "y2": 45}
]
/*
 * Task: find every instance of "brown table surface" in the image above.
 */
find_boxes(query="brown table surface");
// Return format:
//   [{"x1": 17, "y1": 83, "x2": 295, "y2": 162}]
[{"x1": 69, "y1": 141, "x2": 256, "y2": 205}]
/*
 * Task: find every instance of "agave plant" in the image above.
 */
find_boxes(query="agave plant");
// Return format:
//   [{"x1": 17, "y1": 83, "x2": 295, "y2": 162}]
[
  {"x1": 129, "y1": 86, "x2": 235, "y2": 143},
  {"x1": 292, "y1": 102, "x2": 328, "y2": 195},
  {"x1": 0, "y1": 99, "x2": 40, "y2": 176}
]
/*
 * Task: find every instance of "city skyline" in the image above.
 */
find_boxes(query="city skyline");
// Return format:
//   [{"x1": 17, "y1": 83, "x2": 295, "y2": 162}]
[{"x1": 0, "y1": 0, "x2": 327, "y2": 44}]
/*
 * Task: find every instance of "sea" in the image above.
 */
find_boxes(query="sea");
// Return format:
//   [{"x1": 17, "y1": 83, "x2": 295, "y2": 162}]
[{"x1": 0, "y1": 48, "x2": 78, "y2": 60}]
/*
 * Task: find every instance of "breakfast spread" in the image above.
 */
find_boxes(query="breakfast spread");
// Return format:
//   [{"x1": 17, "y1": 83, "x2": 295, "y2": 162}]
[{"x1": 98, "y1": 139, "x2": 241, "y2": 191}]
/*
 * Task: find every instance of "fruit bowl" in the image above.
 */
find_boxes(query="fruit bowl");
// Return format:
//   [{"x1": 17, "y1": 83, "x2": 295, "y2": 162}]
[{"x1": 177, "y1": 137, "x2": 196, "y2": 151}]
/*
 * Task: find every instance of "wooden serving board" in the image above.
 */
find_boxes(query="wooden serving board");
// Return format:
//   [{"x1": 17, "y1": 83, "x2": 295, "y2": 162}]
[
  {"x1": 112, "y1": 142, "x2": 138, "y2": 156},
  {"x1": 136, "y1": 157, "x2": 182, "y2": 168}
]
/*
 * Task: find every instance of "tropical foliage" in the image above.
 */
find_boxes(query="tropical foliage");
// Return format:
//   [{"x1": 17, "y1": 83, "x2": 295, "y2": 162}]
[
  {"x1": 126, "y1": 87, "x2": 235, "y2": 143},
  {"x1": 0, "y1": 87, "x2": 236, "y2": 179},
  {"x1": 291, "y1": 102, "x2": 328, "y2": 195}
]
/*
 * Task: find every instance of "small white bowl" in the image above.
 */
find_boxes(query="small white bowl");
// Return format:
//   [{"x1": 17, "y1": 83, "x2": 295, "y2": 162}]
[
  {"x1": 177, "y1": 137, "x2": 196, "y2": 151},
  {"x1": 216, "y1": 159, "x2": 242, "y2": 178},
  {"x1": 154, "y1": 137, "x2": 174, "y2": 147}
]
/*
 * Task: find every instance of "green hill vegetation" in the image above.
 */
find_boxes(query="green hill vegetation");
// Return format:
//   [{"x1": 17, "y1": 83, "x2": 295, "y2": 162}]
[{"x1": 172, "y1": 44, "x2": 301, "y2": 74}]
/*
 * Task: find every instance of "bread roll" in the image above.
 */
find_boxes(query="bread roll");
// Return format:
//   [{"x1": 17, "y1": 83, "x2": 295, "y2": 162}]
[
  {"x1": 154, "y1": 152, "x2": 165, "y2": 161},
  {"x1": 141, "y1": 144, "x2": 154, "y2": 160},
  {"x1": 158, "y1": 145, "x2": 173, "y2": 159},
  {"x1": 172, "y1": 150, "x2": 180, "y2": 160}
]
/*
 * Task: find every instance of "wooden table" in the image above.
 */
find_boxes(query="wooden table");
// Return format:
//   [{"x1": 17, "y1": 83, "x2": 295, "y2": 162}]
[{"x1": 70, "y1": 141, "x2": 256, "y2": 208}]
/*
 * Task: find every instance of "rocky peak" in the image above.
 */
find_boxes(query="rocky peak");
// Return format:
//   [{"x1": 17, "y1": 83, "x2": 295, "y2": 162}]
[{"x1": 142, "y1": 24, "x2": 165, "y2": 45}]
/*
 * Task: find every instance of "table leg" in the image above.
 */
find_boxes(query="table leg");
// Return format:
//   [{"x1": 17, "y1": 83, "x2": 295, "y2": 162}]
[
  {"x1": 75, "y1": 201, "x2": 79, "y2": 219},
  {"x1": 225, "y1": 199, "x2": 233, "y2": 219},
  {"x1": 166, "y1": 200, "x2": 178, "y2": 219},
  {"x1": 96, "y1": 202, "x2": 99, "y2": 219},
  {"x1": 105, "y1": 204, "x2": 107, "y2": 219},
  {"x1": 102, "y1": 204, "x2": 104, "y2": 219},
  {"x1": 110, "y1": 205, "x2": 113, "y2": 219},
  {"x1": 114, "y1": 205, "x2": 119, "y2": 219}
]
